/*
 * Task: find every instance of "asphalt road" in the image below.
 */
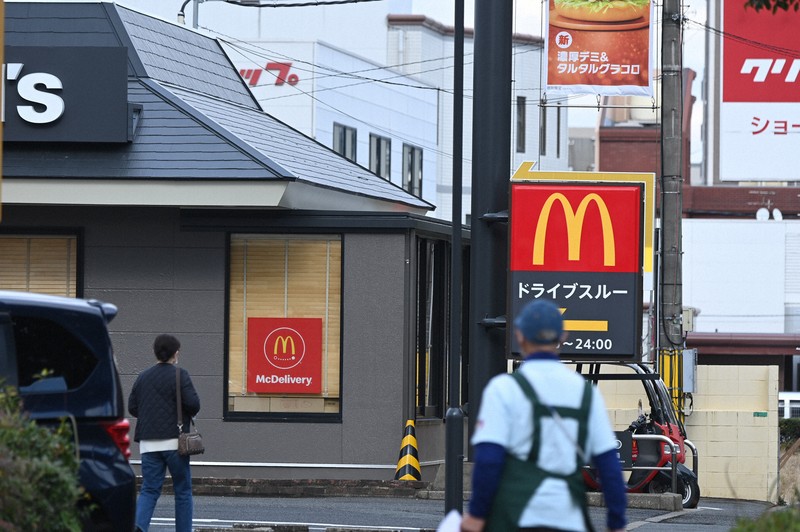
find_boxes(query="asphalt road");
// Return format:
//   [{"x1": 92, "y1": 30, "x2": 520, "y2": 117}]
[{"x1": 145, "y1": 494, "x2": 774, "y2": 531}]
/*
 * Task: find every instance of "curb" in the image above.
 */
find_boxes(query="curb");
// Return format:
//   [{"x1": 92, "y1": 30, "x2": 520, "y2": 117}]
[
  {"x1": 151, "y1": 477, "x2": 430, "y2": 498},
  {"x1": 197, "y1": 527, "x2": 435, "y2": 532},
  {"x1": 151, "y1": 477, "x2": 683, "y2": 511}
]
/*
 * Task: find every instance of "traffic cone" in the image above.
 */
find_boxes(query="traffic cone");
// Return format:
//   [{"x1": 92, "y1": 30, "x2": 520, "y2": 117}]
[{"x1": 394, "y1": 419, "x2": 421, "y2": 481}]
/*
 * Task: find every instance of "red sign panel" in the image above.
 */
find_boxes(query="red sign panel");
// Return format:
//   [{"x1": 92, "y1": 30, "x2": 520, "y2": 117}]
[
  {"x1": 722, "y1": 0, "x2": 800, "y2": 103},
  {"x1": 510, "y1": 184, "x2": 642, "y2": 273},
  {"x1": 247, "y1": 317, "x2": 322, "y2": 394},
  {"x1": 508, "y1": 182, "x2": 644, "y2": 359}
]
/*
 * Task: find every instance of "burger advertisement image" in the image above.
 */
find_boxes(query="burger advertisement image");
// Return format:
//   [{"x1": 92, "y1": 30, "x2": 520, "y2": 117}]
[
  {"x1": 553, "y1": 0, "x2": 650, "y2": 23},
  {"x1": 546, "y1": 0, "x2": 653, "y2": 95}
]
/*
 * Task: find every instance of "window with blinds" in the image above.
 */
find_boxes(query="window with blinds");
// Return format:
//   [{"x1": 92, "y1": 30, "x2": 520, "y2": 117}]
[
  {"x1": 227, "y1": 235, "x2": 342, "y2": 418},
  {"x1": 0, "y1": 236, "x2": 78, "y2": 297}
]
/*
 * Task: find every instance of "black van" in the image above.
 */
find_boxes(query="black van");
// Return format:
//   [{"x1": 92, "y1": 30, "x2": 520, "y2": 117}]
[{"x1": 0, "y1": 291, "x2": 136, "y2": 531}]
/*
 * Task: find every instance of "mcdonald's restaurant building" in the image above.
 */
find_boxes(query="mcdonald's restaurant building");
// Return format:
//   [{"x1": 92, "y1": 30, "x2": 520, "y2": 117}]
[{"x1": 1, "y1": 2, "x2": 466, "y2": 481}]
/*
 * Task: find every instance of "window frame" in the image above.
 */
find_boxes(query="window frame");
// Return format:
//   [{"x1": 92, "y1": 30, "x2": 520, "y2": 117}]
[
  {"x1": 414, "y1": 237, "x2": 450, "y2": 419},
  {"x1": 402, "y1": 143, "x2": 423, "y2": 197},
  {"x1": 516, "y1": 96, "x2": 526, "y2": 153},
  {"x1": 0, "y1": 229, "x2": 84, "y2": 298},
  {"x1": 223, "y1": 232, "x2": 345, "y2": 423},
  {"x1": 369, "y1": 133, "x2": 392, "y2": 179},
  {"x1": 539, "y1": 104, "x2": 548, "y2": 157},
  {"x1": 557, "y1": 103, "x2": 562, "y2": 158},
  {"x1": 333, "y1": 122, "x2": 357, "y2": 162}
]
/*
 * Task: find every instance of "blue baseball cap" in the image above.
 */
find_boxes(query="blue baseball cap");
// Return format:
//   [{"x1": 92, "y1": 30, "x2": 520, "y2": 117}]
[{"x1": 514, "y1": 299, "x2": 564, "y2": 344}]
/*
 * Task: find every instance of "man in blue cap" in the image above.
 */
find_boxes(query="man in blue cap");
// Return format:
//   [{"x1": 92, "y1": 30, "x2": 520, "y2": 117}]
[{"x1": 461, "y1": 299, "x2": 626, "y2": 532}]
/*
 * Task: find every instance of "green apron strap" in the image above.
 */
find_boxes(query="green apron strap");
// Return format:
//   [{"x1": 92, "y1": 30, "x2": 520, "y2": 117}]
[
  {"x1": 511, "y1": 371, "x2": 542, "y2": 462},
  {"x1": 576, "y1": 379, "x2": 593, "y2": 462}
]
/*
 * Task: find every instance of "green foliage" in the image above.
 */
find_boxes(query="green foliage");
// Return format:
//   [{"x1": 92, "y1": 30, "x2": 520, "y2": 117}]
[
  {"x1": 745, "y1": 0, "x2": 800, "y2": 12},
  {"x1": 780, "y1": 418, "x2": 800, "y2": 446},
  {"x1": 732, "y1": 506, "x2": 800, "y2": 530},
  {"x1": 0, "y1": 386, "x2": 84, "y2": 531}
]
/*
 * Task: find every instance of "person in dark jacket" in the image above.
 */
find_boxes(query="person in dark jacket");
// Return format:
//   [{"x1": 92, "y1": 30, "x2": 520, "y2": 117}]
[{"x1": 129, "y1": 334, "x2": 200, "y2": 532}]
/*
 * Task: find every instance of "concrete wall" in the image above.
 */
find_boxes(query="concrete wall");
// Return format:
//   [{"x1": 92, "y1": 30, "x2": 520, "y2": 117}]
[
  {"x1": 683, "y1": 365, "x2": 779, "y2": 503},
  {"x1": 2, "y1": 206, "x2": 435, "y2": 481},
  {"x1": 599, "y1": 364, "x2": 779, "y2": 502}
]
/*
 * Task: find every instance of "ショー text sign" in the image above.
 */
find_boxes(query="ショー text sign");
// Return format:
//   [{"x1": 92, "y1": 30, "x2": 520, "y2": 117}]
[
  {"x1": 247, "y1": 317, "x2": 322, "y2": 394},
  {"x1": 509, "y1": 183, "x2": 643, "y2": 359}
]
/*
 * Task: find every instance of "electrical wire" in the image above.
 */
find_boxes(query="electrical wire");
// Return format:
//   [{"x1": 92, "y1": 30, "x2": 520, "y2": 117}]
[
  {"x1": 683, "y1": 16, "x2": 800, "y2": 56},
  {"x1": 209, "y1": 29, "x2": 458, "y2": 161},
  {"x1": 223, "y1": 38, "x2": 454, "y2": 94},
  {"x1": 227, "y1": 0, "x2": 385, "y2": 7},
  {"x1": 191, "y1": 0, "x2": 797, "y2": 191}
]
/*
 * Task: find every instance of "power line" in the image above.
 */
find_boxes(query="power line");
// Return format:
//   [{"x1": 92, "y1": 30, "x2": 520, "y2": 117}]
[
  {"x1": 683, "y1": 16, "x2": 800, "y2": 56},
  {"x1": 211, "y1": 32, "x2": 458, "y2": 161},
  {"x1": 227, "y1": 0, "x2": 385, "y2": 7},
  {"x1": 222, "y1": 38, "x2": 447, "y2": 93}
]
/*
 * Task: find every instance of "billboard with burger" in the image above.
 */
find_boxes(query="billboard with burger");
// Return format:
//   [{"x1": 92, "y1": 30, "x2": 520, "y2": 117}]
[
  {"x1": 545, "y1": 0, "x2": 654, "y2": 96},
  {"x1": 553, "y1": 0, "x2": 650, "y2": 22}
]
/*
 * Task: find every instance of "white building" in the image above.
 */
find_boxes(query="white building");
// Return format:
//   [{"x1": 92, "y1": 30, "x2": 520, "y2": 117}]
[
  {"x1": 682, "y1": 218, "x2": 800, "y2": 335},
  {"x1": 117, "y1": 0, "x2": 568, "y2": 222},
  {"x1": 223, "y1": 40, "x2": 439, "y2": 207}
]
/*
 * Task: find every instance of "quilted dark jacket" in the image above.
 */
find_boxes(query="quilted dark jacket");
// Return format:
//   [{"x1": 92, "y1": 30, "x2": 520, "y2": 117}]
[{"x1": 128, "y1": 362, "x2": 200, "y2": 442}]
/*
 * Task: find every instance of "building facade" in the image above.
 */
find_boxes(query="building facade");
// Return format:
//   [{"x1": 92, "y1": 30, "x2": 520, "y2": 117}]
[
  {"x1": 1, "y1": 2, "x2": 464, "y2": 481},
  {"x1": 223, "y1": 39, "x2": 440, "y2": 209},
  {"x1": 117, "y1": 0, "x2": 569, "y2": 223}
]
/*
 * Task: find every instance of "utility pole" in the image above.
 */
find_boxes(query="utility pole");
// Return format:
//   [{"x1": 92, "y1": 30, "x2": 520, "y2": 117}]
[
  {"x1": 468, "y1": 0, "x2": 513, "y2": 444},
  {"x1": 444, "y1": 0, "x2": 465, "y2": 514},
  {"x1": 659, "y1": 0, "x2": 685, "y2": 407}
]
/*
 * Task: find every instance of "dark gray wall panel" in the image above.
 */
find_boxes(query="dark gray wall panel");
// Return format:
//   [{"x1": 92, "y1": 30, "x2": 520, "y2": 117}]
[
  {"x1": 0, "y1": 204, "x2": 439, "y2": 477},
  {"x1": 341, "y1": 233, "x2": 408, "y2": 465}
]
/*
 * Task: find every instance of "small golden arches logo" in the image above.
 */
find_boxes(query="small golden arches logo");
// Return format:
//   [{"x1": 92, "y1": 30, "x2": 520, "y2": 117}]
[{"x1": 263, "y1": 327, "x2": 305, "y2": 370}]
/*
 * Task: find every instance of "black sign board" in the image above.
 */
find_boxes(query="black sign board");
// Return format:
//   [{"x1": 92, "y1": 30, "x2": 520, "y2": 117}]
[{"x1": 4, "y1": 46, "x2": 129, "y2": 143}]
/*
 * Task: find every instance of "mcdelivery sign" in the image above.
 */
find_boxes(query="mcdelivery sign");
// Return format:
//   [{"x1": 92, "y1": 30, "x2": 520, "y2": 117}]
[
  {"x1": 509, "y1": 182, "x2": 644, "y2": 360},
  {"x1": 247, "y1": 317, "x2": 323, "y2": 394},
  {"x1": 3, "y1": 47, "x2": 129, "y2": 143}
]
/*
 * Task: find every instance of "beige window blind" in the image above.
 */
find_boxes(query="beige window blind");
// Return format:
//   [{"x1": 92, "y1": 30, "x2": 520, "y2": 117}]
[
  {"x1": 0, "y1": 236, "x2": 77, "y2": 297},
  {"x1": 228, "y1": 235, "x2": 341, "y2": 415}
]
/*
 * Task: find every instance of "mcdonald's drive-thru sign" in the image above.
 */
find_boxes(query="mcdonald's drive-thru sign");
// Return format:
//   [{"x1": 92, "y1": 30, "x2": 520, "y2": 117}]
[
  {"x1": 247, "y1": 317, "x2": 323, "y2": 394},
  {"x1": 509, "y1": 181, "x2": 644, "y2": 359}
]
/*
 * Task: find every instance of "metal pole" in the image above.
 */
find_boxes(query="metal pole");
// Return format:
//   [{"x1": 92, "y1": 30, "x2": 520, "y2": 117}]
[
  {"x1": 468, "y1": 0, "x2": 513, "y2": 443},
  {"x1": 193, "y1": 0, "x2": 200, "y2": 29},
  {"x1": 659, "y1": 0, "x2": 684, "y2": 386},
  {"x1": 445, "y1": 0, "x2": 466, "y2": 514}
]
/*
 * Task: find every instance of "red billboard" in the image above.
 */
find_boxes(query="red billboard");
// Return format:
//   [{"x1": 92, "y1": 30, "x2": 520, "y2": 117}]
[
  {"x1": 510, "y1": 184, "x2": 642, "y2": 273},
  {"x1": 247, "y1": 317, "x2": 323, "y2": 394},
  {"x1": 509, "y1": 182, "x2": 644, "y2": 359},
  {"x1": 719, "y1": 0, "x2": 800, "y2": 181},
  {"x1": 722, "y1": 0, "x2": 800, "y2": 103}
]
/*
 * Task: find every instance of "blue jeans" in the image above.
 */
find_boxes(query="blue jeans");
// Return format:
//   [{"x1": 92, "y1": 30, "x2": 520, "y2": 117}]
[{"x1": 135, "y1": 450, "x2": 193, "y2": 532}]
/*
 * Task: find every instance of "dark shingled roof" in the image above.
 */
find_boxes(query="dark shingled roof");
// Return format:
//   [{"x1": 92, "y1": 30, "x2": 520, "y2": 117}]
[{"x1": 3, "y1": 2, "x2": 432, "y2": 211}]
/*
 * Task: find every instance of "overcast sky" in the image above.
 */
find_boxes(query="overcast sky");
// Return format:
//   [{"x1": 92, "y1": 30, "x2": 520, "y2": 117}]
[{"x1": 116, "y1": 0, "x2": 706, "y2": 163}]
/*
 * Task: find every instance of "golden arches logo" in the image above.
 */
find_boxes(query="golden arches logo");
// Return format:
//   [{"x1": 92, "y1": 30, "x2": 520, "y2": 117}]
[
  {"x1": 273, "y1": 335, "x2": 296, "y2": 356},
  {"x1": 533, "y1": 193, "x2": 616, "y2": 266}
]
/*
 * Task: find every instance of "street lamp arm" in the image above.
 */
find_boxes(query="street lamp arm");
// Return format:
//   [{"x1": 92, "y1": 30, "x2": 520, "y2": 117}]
[{"x1": 178, "y1": 0, "x2": 192, "y2": 24}]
